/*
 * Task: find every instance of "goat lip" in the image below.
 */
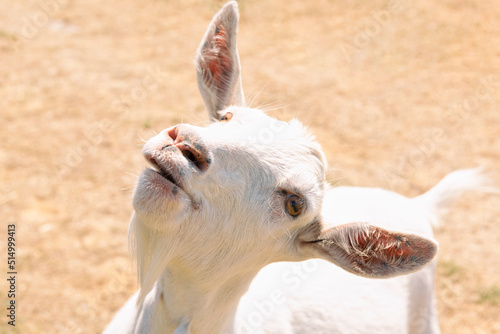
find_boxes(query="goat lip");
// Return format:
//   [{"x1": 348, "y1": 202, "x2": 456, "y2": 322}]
[
  {"x1": 145, "y1": 167, "x2": 186, "y2": 194},
  {"x1": 155, "y1": 168, "x2": 178, "y2": 185},
  {"x1": 144, "y1": 155, "x2": 185, "y2": 193}
]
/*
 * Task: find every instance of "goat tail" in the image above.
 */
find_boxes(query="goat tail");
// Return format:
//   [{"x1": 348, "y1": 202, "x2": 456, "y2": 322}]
[{"x1": 414, "y1": 167, "x2": 498, "y2": 229}]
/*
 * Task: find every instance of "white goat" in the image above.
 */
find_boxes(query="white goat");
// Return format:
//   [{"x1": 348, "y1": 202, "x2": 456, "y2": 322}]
[{"x1": 104, "y1": 2, "x2": 490, "y2": 333}]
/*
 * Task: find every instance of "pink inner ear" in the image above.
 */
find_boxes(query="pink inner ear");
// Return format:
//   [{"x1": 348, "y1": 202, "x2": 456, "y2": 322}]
[
  {"x1": 317, "y1": 223, "x2": 438, "y2": 278},
  {"x1": 353, "y1": 226, "x2": 417, "y2": 267},
  {"x1": 349, "y1": 224, "x2": 437, "y2": 276},
  {"x1": 202, "y1": 24, "x2": 232, "y2": 92}
]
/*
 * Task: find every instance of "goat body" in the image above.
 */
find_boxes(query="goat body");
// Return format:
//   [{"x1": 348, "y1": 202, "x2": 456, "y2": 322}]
[{"x1": 103, "y1": 2, "x2": 491, "y2": 334}]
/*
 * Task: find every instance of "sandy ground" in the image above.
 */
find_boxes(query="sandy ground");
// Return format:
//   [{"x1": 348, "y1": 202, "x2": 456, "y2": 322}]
[{"x1": 0, "y1": 0, "x2": 499, "y2": 333}]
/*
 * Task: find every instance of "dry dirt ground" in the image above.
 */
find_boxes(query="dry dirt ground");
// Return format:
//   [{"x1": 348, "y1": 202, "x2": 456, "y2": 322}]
[{"x1": 1, "y1": 0, "x2": 499, "y2": 333}]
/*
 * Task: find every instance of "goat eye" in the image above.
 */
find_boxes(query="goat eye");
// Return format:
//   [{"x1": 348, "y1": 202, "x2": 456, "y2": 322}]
[
  {"x1": 220, "y1": 112, "x2": 233, "y2": 122},
  {"x1": 285, "y1": 194, "x2": 303, "y2": 217}
]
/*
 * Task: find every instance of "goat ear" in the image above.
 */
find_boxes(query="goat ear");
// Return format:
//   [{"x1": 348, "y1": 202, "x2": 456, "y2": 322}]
[
  {"x1": 299, "y1": 222, "x2": 438, "y2": 279},
  {"x1": 196, "y1": 1, "x2": 245, "y2": 122}
]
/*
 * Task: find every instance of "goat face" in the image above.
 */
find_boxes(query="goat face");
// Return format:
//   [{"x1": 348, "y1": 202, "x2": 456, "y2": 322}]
[{"x1": 133, "y1": 105, "x2": 327, "y2": 263}]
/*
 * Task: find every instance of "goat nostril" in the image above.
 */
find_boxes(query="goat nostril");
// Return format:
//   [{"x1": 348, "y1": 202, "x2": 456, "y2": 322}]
[
  {"x1": 166, "y1": 125, "x2": 210, "y2": 172},
  {"x1": 181, "y1": 149, "x2": 198, "y2": 167},
  {"x1": 177, "y1": 143, "x2": 210, "y2": 172}
]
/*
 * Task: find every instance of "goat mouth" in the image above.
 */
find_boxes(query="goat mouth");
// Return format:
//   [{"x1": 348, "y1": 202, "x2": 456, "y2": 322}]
[
  {"x1": 154, "y1": 167, "x2": 178, "y2": 186},
  {"x1": 146, "y1": 156, "x2": 184, "y2": 191}
]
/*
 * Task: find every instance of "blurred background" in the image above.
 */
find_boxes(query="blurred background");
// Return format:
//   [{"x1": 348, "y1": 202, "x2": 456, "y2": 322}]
[{"x1": 0, "y1": 0, "x2": 499, "y2": 333}]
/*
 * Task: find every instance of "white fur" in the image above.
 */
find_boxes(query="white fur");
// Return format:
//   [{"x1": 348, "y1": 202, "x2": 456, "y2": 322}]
[
  {"x1": 103, "y1": 2, "x2": 492, "y2": 334},
  {"x1": 105, "y1": 167, "x2": 488, "y2": 334}
]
